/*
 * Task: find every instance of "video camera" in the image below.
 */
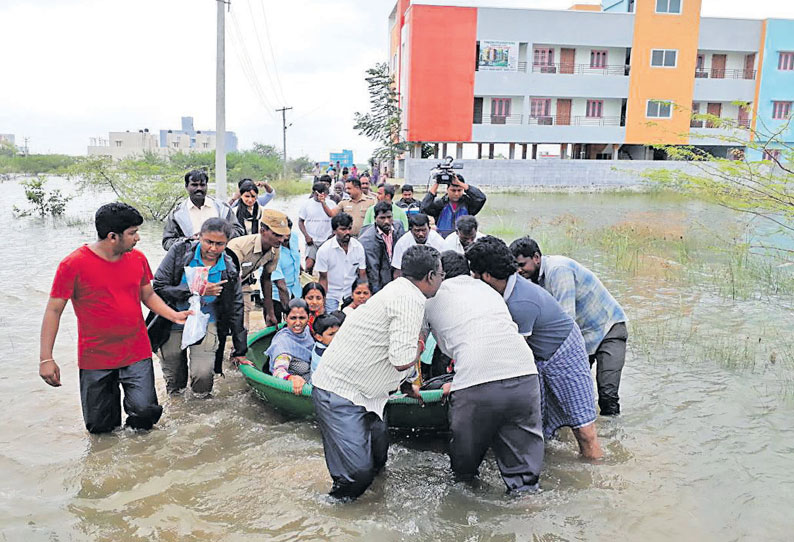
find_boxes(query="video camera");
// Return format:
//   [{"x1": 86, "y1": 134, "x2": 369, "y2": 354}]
[{"x1": 430, "y1": 156, "x2": 463, "y2": 185}]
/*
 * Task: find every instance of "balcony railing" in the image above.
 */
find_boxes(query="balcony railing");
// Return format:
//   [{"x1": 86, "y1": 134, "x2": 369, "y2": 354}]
[
  {"x1": 527, "y1": 115, "x2": 623, "y2": 127},
  {"x1": 476, "y1": 114, "x2": 524, "y2": 125},
  {"x1": 531, "y1": 63, "x2": 629, "y2": 76},
  {"x1": 694, "y1": 68, "x2": 756, "y2": 80},
  {"x1": 691, "y1": 117, "x2": 751, "y2": 129}
]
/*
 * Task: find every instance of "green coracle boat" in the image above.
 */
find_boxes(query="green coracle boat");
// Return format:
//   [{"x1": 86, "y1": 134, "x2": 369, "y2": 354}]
[{"x1": 239, "y1": 326, "x2": 449, "y2": 430}]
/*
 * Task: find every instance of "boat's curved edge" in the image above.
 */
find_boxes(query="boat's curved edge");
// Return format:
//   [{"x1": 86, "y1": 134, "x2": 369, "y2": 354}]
[{"x1": 240, "y1": 326, "x2": 445, "y2": 405}]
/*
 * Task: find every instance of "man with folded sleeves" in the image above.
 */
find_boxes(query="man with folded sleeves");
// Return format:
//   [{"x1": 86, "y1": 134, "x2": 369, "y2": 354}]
[{"x1": 311, "y1": 245, "x2": 444, "y2": 500}]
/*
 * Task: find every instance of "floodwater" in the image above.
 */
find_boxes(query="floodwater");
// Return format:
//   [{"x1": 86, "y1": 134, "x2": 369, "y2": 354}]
[{"x1": 2, "y1": 178, "x2": 793, "y2": 541}]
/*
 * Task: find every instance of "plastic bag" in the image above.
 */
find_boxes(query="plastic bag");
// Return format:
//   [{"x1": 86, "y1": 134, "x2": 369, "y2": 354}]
[{"x1": 181, "y1": 266, "x2": 211, "y2": 349}]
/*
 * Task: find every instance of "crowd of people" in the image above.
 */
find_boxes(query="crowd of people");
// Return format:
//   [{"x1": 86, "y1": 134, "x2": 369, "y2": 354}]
[{"x1": 39, "y1": 166, "x2": 628, "y2": 501}]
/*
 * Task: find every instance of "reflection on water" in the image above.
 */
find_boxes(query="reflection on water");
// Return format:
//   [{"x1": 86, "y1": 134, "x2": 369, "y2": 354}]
[{"x1": 1, "y1": 179, "x2": 793, "y2": 541}]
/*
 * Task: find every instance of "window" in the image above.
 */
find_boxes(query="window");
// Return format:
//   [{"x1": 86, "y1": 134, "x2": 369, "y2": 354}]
[
  {"x1": 772, "y1": 101, "x2": 792, "y2": 120},
  {"x1": 491, "y1": 98, "x2": 511, "y2": 124},
  {"x1": 690, "y1": 102, "x2": 703, "y2": 128},
  {"x1": 172, "y1": 141, "x2": 180, "y2": 148},
  {"x1": 586, "y1": 100, "x2": 604, "y2": 118},
  {"x1": 763, "y1": 149, "x2": 781, "y2": 162},
  {"x1": 647, "y1": 100, "x2": 673, "y2": 118},
  {"x1": 530, "y1": 98, "x2": 552, "y2": 124},
  {"x1": 651, "y1": 49, "x2": 677, "y2": 67},
  {"x1": 779, "y1": 52, "x2": 794, "y2": 71},
  {"x1": 202, "y1": 142, "x2": 209, "y2": 149},
  {"x1": 656, "y1": 0, "x2": 681, "y2": 14},
  {"x1": 533, "y1": 48, "x2": 554, "y2": 66},
  {"x1": 590, "y1": 50, "x2": 608, "y2": 68},
  {"x1": 114, "y1": 140, "x2": 122, "y2": 147}
]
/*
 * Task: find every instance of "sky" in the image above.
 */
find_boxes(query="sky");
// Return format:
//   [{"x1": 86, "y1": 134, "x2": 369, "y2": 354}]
[{"x1": 2, "y1": 0, "x2": 794, "y2": 161}]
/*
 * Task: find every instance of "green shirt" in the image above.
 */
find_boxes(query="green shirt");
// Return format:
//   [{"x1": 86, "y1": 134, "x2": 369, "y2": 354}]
[{"x1": 362, "y1": 202, "x2": 409, "y2": 231}]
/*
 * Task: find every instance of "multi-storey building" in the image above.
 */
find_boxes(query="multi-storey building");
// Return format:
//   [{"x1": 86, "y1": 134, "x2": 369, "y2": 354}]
[
  {"x1": 88, "y1": 116, "x2": 238, "y2": 160},
  {"x1": 389, "y1": 0, "x2": 794, "y2": 163}
]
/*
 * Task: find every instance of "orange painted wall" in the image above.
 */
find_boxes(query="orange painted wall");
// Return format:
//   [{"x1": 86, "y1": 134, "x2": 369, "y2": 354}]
[
  {"x1": 624, "y1": 0, "x2": 702, "y2": 145},
  {"x1": 404, "y1": 5, "x2": 477, "y2": 142},
  {"x1": 750, "y1": 19, "x2": 767, "y2": 134},
  {"x1": 569, "y1": 4, "x2": 602, "y2": 11},
  {"x1": 389, "y1": 0, "x2": 410, "y2": 96}
]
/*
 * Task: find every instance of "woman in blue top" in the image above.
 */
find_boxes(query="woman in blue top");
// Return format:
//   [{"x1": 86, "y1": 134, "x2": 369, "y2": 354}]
[{"x1": 151, "y1": 218, "x2": 247, "y2": 396}]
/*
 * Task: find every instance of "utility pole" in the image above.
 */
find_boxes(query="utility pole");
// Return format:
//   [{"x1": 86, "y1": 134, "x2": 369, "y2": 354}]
[
  {"x1": 23, "y1": 137, "x2": 30, "y2": 156},
  {"x1": 215, "y1": 0, "x2": 229, "y2": 201},
  {"x1": 275, "y1": 106, "x2": 292, "y2": 179}
]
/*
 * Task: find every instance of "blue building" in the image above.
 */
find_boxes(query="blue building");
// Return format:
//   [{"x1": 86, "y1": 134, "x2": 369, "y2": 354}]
[
  {"x1": 329, "y1": 149, "x2": 354, "y2": 167},
  {"x1": 748, "y1": 18, "x2": 794, "y2": 161},
  {"x1": 159, "y1": 116, "x2": 238, "y2": 153}
]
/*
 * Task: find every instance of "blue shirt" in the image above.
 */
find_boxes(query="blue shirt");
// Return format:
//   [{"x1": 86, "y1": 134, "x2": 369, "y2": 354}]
[
  {"x1": 539, "y1": 256, "x2": 626, "y2": 355},
  {"x1": 311, "y1": 342, "x2": 327, "y2": 374},
  {"x1": 271, "y1": 231, "x2": 302, "y2": 302},
  {"x1": 178, "y1": 243, "x2": 226, "y2": 324},
  {"x1": 503, "y1": 274, "x2": 574, "y2": 362}
]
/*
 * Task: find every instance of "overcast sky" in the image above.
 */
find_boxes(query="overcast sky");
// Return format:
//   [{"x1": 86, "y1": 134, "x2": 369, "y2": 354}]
[{"x1": 2, "y1": 0, "x2": 794, "y2": 160}]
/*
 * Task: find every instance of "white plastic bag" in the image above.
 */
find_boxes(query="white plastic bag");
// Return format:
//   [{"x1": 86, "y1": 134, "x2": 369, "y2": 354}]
[
  {"x1": 181, "y1": 295, "x2": 210, "y2": 349},
  {"x1": 181, "y1": 266, "x2": 211, "y2": 349}
]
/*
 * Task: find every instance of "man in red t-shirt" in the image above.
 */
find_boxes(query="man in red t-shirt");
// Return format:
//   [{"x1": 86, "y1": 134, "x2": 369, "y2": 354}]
[{"x1": 40, "y1": 203, "x2": 191, "y2": 434}]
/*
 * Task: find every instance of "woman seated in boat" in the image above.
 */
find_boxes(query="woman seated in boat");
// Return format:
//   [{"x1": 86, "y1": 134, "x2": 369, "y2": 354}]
[
  {"x1": 266, "y1": 298, "x2": 315, "y2": 395},
  {"x1": 302, "y1": 282, "x2": 326, "y2": 329},
  {"x1": 341, "y1": 278, "x2": 372, "y2": 316}
]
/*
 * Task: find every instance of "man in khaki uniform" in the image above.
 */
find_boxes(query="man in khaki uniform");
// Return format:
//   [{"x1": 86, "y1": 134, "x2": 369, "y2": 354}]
[
  {"x1": 227, "y1": 209, "x2": 290, "y2": 329},
  {"x1": 336, "y1": 177, "x2": 375, "y2": 237}
]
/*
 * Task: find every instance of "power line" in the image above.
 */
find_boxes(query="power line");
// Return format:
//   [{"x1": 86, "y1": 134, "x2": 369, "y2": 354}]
[
  {"x1": 246, "y1": 0, "x2": 286, "y2": 106},
  {"x1": 228, "y1": 8, "x2": 279, "y2": 119},
  {"x1": 256, "y1": 0, "x2": 286, "y2": 105}
]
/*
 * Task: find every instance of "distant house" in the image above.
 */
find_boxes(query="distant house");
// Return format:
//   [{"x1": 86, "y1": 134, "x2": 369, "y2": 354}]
[{"x1": 160, "y1": 116, "x2": 238, "y2": 153}]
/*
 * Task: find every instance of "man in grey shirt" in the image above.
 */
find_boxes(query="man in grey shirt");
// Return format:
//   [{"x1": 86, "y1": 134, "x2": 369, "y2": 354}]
[
  {"x1": 467, "y1": 236, "x2": 602, "y2": 460},
  {"x1": 426, "y1": 251, "x2": 543, "y2": 492}
]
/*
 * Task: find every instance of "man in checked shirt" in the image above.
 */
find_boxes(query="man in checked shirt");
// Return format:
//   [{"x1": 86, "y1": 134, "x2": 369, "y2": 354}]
[{"x1": 510, "y1": 236, "x2": 628, "y2": 416}]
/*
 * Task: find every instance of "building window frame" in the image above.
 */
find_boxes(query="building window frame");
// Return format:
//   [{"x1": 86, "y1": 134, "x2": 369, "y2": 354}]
[
  {"x1": 772, "y1": 101, "x2": 792, "y2": 120},
  {"x1": 647, "y1": 99, "x2": 673, "y2": 119},
  {"x1": 778, "y1": 52, "x2": 794, "y2": 71},
  {"x1": 586, "y1": 100, "x2": 604, "y2": 118},
  {"x1": 533, "y1": 47, "x2": 555, "y2": 67},
  {"x1": 651, "y1": 49, "x2": 678, "y2": 68},
  {"x1": 655, "y1": 0, "x2": 682, "y2": 14},
  {"x1": 590, "y1": 50, "x2": 608, "y2": 68}
]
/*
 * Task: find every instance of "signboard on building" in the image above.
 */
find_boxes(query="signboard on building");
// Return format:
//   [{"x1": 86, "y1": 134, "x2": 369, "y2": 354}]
[
  {"x1": 478, "y1": 41, "x2": 519, "y2": 71},
  {"x1": 329, "y1": 149, "x2": 354, "y2": 167}
]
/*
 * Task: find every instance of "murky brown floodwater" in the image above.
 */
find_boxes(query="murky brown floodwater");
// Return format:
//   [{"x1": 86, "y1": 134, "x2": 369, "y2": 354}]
[{"x1": 2, "y1": 178, "x2": 793, "y2": 541}]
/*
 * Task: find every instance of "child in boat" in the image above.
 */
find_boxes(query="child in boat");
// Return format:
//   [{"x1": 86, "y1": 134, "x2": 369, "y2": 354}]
[
  {"x1": 302, "y1": 282, "x2": 326, "y2": 330},
  {"x1": 341, "y1": 278, "x2": 372, "y2": 316},
  {"x1": 310, "y1": 313, "x2": 341, "y2": 374},
  {"x1": 267, "y1": 298, "x2": 315, "y2": 395}
]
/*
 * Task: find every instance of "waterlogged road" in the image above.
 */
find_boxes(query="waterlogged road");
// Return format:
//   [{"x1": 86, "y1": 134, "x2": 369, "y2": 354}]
[{"x1": 1, "y1": 179, "x2": 793, "y2": 541}]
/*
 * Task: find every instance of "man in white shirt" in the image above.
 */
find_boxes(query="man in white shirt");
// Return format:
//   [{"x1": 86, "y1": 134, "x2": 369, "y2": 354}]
[
  {"x1": 311, "y1": 245, "x2": 444, "y2": 500},
  {"x1": 441, "y1": 215, "x2": 484, "y2": 254},
  {"x1": 391, "y1": 213, "x2": 446, "y2": 277},
  {"x1": 162, "y1": 169, "x2": 244, "y2": 250},
  {"x1": 426, "y1": 251, "x2": 543, "y2": 492},
  {"x1": 315, "y1": 212, "x2": 368, "y2": 312},
  {"x1": 298, "y1": 181, "x2": 338, "y2": 274}
]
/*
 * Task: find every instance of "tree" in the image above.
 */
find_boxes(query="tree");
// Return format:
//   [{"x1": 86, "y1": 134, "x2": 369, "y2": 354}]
[
  {"x1": 353, "y1": 62, "x2": 409, "y2": 166},
  {"x1": 12, "y1": 176, "x2": 73, "y2": 217},
  {"x1": 70, "y1": 156, "x2": 185, "y2": 221},
  {"x1": 647, "y1": 103, "x2": 794, "y2": 257}
]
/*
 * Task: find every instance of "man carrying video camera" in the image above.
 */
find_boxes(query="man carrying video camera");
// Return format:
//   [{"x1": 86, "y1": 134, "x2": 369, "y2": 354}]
[{"x1": 421, "y1": 168, "x2": 486, "y2": 239}]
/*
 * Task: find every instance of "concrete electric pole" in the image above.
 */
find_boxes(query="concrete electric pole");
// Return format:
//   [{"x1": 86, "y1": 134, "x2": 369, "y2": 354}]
[
  {"x1": 215, "y1": 0, "x2": 229, "y2": 201},
  {"x1": 275, "y1": 106, "x2": 292, "y2": 179}
]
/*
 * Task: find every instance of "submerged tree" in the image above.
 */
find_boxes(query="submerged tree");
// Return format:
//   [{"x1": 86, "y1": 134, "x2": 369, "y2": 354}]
[
  {"x1": 13, "y1": 176, "x2": 73, "y2": 218},
  {"x1": 647, "y1": 103, "x2": 794, "y2": 258},
  {"x1": 353, "y1": 62, "x2": 409, "y2": 166}
]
